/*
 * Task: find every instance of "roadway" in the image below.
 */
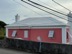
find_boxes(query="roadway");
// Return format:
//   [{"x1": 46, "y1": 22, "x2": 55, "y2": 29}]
[{"x1": 0, "y1": 48, "x2": 33, "y2": 54}]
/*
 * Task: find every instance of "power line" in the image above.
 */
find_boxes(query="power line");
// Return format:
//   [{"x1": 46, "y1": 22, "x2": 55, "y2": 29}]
[
  {"x1": 52, "y1": 0, "x2": 72, "y2": 12},
  {"x1": 28, "y1": 0, "x2": 72, "y2": 19},
  {"x1": 12, "y1": 0, "x2": 43, "y2": 16},
  {"x1": 21, "y1": 0, "x2": 72, "y2": 23},
  {"x1": 38, "y1": 0, "x2": 66, "y2": 14}
]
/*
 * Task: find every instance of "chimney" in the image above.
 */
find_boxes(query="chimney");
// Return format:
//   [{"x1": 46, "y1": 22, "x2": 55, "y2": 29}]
[
  {"x1": 15, "y1": 14, "x2": 20, "y2": 22},
  {"x1": 68, "y1": 12, "x2": 72, "y2": 34}
]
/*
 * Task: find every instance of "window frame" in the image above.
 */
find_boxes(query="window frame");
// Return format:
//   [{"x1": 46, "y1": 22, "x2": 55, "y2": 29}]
[
  {"x1": 24, "y1": 30, "x2": 28, "y2": 38},
  {"x1": 12, "y1": 30, "x2": 17, "y2": 38},
  {"x1": 48, "y1": 30, "x2": 54, "y2": 38}
]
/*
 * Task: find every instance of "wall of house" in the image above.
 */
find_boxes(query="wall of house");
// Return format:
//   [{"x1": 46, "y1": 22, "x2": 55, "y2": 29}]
[
  {"x1": 8, "y1": 28, "x2": 62, "y2": 43},
  {"x1": 30, "y1": 28, "x2": 62, "y2": 43},
  {"x1": 8, "y1": 29, "x2": 30, "y2": 40}
]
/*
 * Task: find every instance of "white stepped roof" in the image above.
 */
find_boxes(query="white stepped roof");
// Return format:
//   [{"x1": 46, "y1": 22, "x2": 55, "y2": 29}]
[{"x1": 6, "y1": 17, "x2": 67, "y2": 27}]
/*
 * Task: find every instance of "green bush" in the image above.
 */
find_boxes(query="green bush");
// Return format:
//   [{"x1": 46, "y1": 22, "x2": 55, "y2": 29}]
[{"x1": 0, "y1": 28, "x2": 5, "y2": 40}]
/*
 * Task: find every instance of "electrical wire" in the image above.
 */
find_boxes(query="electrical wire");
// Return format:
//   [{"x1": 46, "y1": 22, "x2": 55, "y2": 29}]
[
  {"x1": 38, "y1": 0, "x2": 66, "y2": 14},
  {"x1": 12, "y1": 0, "x2": 43, "y2": 16},
  {"x1": 28, "y1": 0, "x2": 72, "y2": 19},
  {"x1": 21, "y1": 0, "x2": 72, "y2": 22},
  {"x1": 52, "y1": 0, "x2": 72, "y2": 12}
]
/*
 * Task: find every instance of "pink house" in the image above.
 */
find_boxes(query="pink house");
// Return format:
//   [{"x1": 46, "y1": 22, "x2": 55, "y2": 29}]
[{"x1": 6, "y1": 17, "x2": 69, "y2": 44}]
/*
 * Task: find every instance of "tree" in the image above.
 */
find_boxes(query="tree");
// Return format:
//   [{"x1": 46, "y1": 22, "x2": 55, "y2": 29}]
[
  {"x1": 0, "y1": 21, "x2": 6, "y2": 39},
  {"x1": 0, "y1": 21, "x2": 6, "y2": 28}
]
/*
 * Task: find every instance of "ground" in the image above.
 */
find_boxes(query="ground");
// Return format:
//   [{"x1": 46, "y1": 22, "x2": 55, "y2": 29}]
[{"x1": 0, "y1": 48, "x2": 33, "y2": 54}]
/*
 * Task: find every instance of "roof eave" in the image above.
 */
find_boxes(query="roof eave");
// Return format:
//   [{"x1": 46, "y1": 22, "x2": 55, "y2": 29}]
[{"x1": 6, "y1": 25, "x2": 67, "y2": 28}]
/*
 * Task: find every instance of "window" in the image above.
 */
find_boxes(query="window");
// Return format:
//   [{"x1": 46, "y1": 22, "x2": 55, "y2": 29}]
[
  {"x1": 48, "y1": 30, "x2": 54, "y2": 38},
  {"x1": 24, "y1": 30, "x2": 28, "y2": 38},
  {"x1": 12, "y1": 30, "x2": 17, "y2": 38}
]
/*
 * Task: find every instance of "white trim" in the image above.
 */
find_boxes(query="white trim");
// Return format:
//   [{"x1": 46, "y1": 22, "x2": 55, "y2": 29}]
[
  {"x1": 7, "y1": 27, "x2": 30, "y2": 29},
  {"x1": 48, "y1": 30, "x2": 54, "y2": 38},
  {"x1": 24, "y1": 30, "x2": 28, "y2": 38},
  {"x1": 62, "y1": 27, "x2": 66, "y2": 44},
  {"x1": 12, "y1": 30, "x2": 17, "y2": 38},
  {"x1": 6, "y1": 26, "x2": 66, "y2": 29},
  {"x1": 30, "y1": 26, "x2": 67, "y2": 29},
  {"x1": 6, "y1": 28, "x2": 8, "y2": 37}
]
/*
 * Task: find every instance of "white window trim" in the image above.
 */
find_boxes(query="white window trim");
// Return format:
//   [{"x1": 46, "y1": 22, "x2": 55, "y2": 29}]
[
  {"x1": 24, "y1": 30, "x2": 28, "y2": 38},
  {"x1": 48, "y1": 30, "x2": 54, "y2": 38},
  {"x1": 12, "y1": 30, "x2": 17, "y2": 38}
]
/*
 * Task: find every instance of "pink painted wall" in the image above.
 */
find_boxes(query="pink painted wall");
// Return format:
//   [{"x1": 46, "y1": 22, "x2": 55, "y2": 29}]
[
  {"x1": 8, "y1": 29, "x2": 30, "y2": 40},
  {"x1": 30, "y1": 28, "x2": 62, "y2": 43},
  {"x1": 8, "y1": 28, "x2": 62, "y2": 43}
]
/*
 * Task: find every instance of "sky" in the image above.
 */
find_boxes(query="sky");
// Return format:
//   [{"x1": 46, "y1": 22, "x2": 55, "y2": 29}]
[{"x1": 0, "y1": 0, "x2": 72, "y2": 24}]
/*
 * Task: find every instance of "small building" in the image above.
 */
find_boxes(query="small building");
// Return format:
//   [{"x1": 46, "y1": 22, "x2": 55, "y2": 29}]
[{"x1": 6, "y1": 17, "x2": 69, "y2": 44}]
